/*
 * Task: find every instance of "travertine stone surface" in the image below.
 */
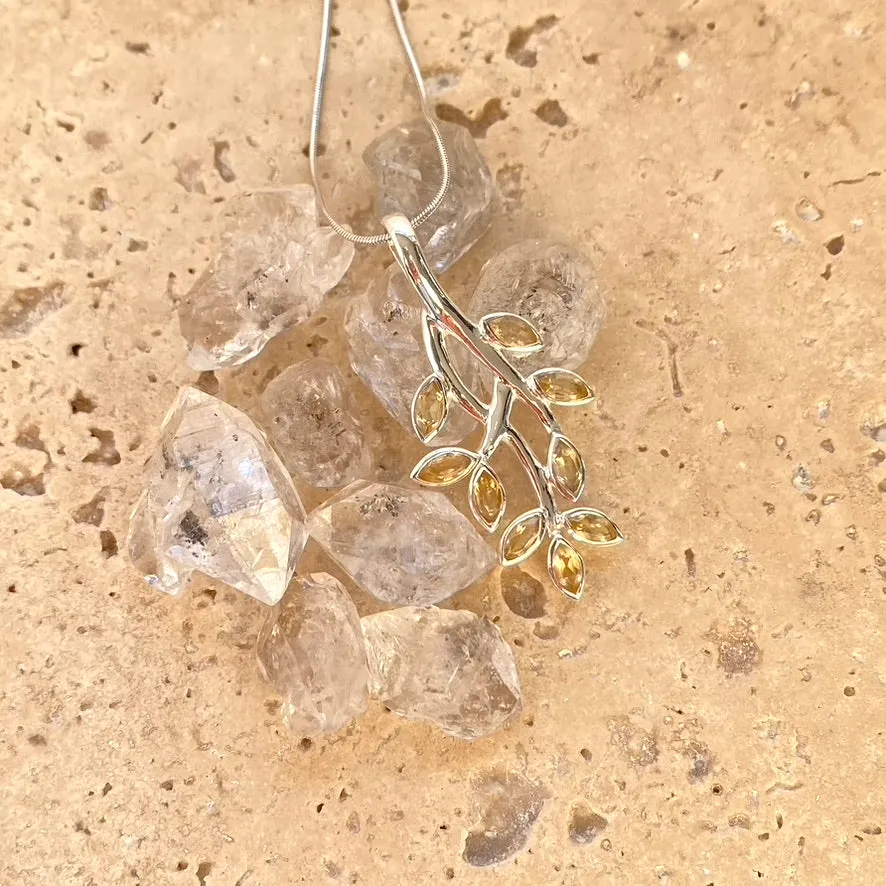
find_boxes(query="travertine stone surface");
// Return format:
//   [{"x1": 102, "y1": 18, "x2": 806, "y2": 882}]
[{"x1": 2, "y1": 1, "x2": 885, "y2": 883}]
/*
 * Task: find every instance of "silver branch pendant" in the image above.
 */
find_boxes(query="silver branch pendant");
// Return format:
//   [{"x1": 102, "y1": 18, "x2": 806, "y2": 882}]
[{"x1": 384, "y1": 215, "x2": 623, "y2": 600}]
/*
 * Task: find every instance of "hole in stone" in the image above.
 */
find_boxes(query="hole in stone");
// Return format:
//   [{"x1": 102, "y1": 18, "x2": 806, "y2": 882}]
[
  {"x1": 1, "y1": 468, "x2": 45, "y2": 496},
  {"x1": 435, "y1": 98, "x2": 508, "y2": 139},
  {"x1": 14, "y1": 423, "x2": 48, "y2": 454},
  {"x1": 580, "y1": 747, "x2": 593, "y2": 763},
  {"x1": 844, "y1": 686, "x2": 855, "y2": 696},
  {"x1": 127, "y1": 238, "x2": 148, "y2": 253},
  {"x1": 100, "y1": 530, "x2": 118, "y2": 558},
  {"x1": 88, "y1": 187, "x2": 111, "y2": 211},
  {"x1": 299, "y1": 737, "x2": 313, "y2": 751},
  {"x1": 582, "y1": 52, "x2": 600, "y2": 64},
  {"x1": 70, "y1": 391, "x2": 97, "y2": 414},
  {"x1": 125, "y1": 41, "x2": 151, "y2": 54},
  {"x1": 821, "y1": 263, "x2": 832, "y2": 280},
  {"x1": 534, "y1": 98, "x2": 568, "y2": 127},
  {"x1": 73, "y1": 492, "x2": 106, "y2": 526},
  {"x1": 825, "y1": 234, "x2": 844, "y2": 255},
  {"x1": 195, "y1": 862, "x2": 212, "y2": 886},
  {"x1": 160, "y1": 779, "x2": 173, "y2": 790},
  {"x1": 83, "y1": 428, "x2": 121, "y2": 465},
  {"x1": 712, "y1": 783, "x2": 723, "y2": 795},
  {"x1": 176, "y1": 861, "x2": 188, "y2": 871}
]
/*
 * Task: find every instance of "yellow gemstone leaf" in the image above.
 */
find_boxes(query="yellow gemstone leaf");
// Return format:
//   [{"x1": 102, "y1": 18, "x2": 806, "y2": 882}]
[
  {"x1": 549, "y1": 434, "x2": 585, "y2": 501},
  {"x1": 531, "y1": 368, "x2": 594, "y2": 406},
  {"x1": 480, "y1": 312, "x2": 543, "y2": 353},
  {"x1": 412, "y1": 374, "x2": 448, "y2": 443},
  {"x1": 548, "y1": 537, "x2": 585, "y2": 600},
  {"x1": 469, "y1": 464, "x2": 506, "y2": 532},
  {"x1": 411, "y1": 448, "x2": 477, "y2": 487},
  {"x1": 500, "y1": 509, "x2": 545, "y2": 566},
  {"x1": 565, "y1": 508, "x2": 624, "y2": 546}
]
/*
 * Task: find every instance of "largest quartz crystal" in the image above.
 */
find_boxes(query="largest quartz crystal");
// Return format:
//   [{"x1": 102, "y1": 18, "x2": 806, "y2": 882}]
[
  {"x1": 128, "y1": 386, "x2": 307, "y2": 604},
  {"x1": 256, "y1": 572, "x2": 369, "y2": 736},
  {"x1": 178, "y1": 186, "x2": 354, "y2": 370},
  {"x1": 363, "y1": 119, "x2": 495, "y2": 272},
  {"x1": 362, "y1": 606, "x2": 522, "y2": 740},
  {"x1": 469, "y1": 241, "x2": 604, "y2": 372},
  {"x1": 307, "y1": 481, "x2": 496, "y2": 605}
]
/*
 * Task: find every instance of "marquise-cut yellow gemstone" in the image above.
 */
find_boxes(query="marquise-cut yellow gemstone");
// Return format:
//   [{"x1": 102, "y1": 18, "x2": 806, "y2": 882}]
[
  {"x1": 501, "y1": 512, "x2": 543, "y2": 563},
  {"x1": 534, "y1": 369, "x2": 593, "y2": 405},
  {"x1": 484, "y1": 314, "x2": 541, "y2": 350},
  {"x1": 414, "y1": 450, "x2": 475, "y2": 486},
  {"x1": 413, "y1": 376, "x2": 447, "y2": 440},
  {"x1": 472, "y1": 467, "x2": 504, "y2": 527},
  {"x1": 566, "y1": 510, "x2": 620, "y2": 544},
  {"x1": 551, "y1": 437, "x2": 583, "y2": 499},
  {"x1": 549, "y1": 538, "x2": 584, "y2": 599}
]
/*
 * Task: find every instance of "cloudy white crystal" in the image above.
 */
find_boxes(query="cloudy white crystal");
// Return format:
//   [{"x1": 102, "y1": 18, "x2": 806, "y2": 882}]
[
  {"x1": 307, "y1": 481, "x2": 496, "y2": 606},
  {"x1": 362, "y1": 606, "x2": 522, "y2": 740},
  {"x1": 256, "y1": 572, "x2": 369, "y2": 736},
  {"x1": 469, "y1": 241, "x2": 604, "y2": 372},
  {"x1": 261, "y1": 359, "x2": 371, "y2": 489},
  {"x1": 178, "y1": 186, "x2": 354, "y2": 370},
  {"x1": 363, "y1": 119, "x2": 496, "y2": 272}
]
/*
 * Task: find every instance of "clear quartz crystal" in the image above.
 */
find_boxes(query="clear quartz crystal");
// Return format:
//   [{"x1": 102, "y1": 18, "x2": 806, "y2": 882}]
[
  {"x1": 345, "y1": 264, "x2": 480, "y2": 445},
  {"x1": 260, "y1": 359, "x2": 371, "y2": 489},
  {"x1": 361, "y1": 606, "x2": 522, "y2": 740},
  {"x1": 307, "y1": 481, "x2": 496, "y2": 606},
  {"x1": 469, "y1": 241, "x2": 604, "y2": 372},
  {"x1": 363, "y1": 119, "x2": 496, "y2": 272},
  {"x1": 178, "y1": 186, "x2": 354, "y2": 370},
  {"x1": 128, "y1": 386, "x2": 308, "y2": 604},
  {"x1": 256, "y1": 572, "x2": 369, "y2": 736}
]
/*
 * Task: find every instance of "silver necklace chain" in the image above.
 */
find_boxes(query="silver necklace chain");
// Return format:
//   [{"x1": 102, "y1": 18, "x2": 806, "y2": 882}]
[{"x1": 309, "y1": 0, "x2": 452, "y2": 246}]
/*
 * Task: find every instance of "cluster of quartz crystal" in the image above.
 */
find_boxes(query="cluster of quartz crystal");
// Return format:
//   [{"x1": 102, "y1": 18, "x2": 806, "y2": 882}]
[
  {"x1": 130, "y1": 117, "x2": 608, "y2": 743},
  {"x1": 178, "y1": 186, "x2": 354, "y2": 370},
  {"x1": 363, "y1": 119, "x2": 496, "y2": 272},
  {"x1": 256, "y1": 575, "x2": 521, "y2": 740},
  {"x1": 127, "y1": 387, "x2": 308, "y2": 604}
]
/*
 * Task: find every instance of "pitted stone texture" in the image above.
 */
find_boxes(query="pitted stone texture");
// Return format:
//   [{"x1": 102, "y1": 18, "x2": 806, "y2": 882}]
[
  {"x1": 178, "y1": 185, "x2": 354, "y2": 370},
  {"x1": 261, "y1": 359, "x2": 371, "y2": 489},
  {"x1": 363, "y1": 119, "x2": 495, "y2": 272},
  {"x1": 307, "y1": 481, "x2": 496, "y2": 605},
  {"x1": 361, "y1": 606, "x2": 522, "y2": 740},
  {"x1": 345, "y1": 264, "x2": 480, "y2": 445},
  {"x1": 128, "y1": 386, "x2": 307, "y2": 604},
  {"x1": 256, "y1": 572, "x2": 369, "y2": 736},
  {"x1": 469, "y1": 241, "x2": 604, "y2": 372}
]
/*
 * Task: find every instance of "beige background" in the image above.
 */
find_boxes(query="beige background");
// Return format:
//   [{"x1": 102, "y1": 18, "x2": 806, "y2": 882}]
[{"x1": 2, "y1": 0, "x2": 885, "y2": 883}]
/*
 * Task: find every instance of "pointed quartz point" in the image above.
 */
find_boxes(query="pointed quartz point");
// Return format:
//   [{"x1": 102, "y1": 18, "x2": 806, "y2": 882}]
[
  {"x1": 363, "y1": 119, "x2": 496, "y2": 272},
  {"x1": 469, "y1": 241, "x2": 605, "y2": 372},
  {"x1": 260, "y1": 359, "x2": 371, "y2": 489},
  {"x1": 256, "y1": 572, "x2": 369, "y2": 736},
  {"x1": 178, "y1": 186, "x2": 354, "y2": 370},
  {"x1": 361, "y1": 606, "x2": 522, "y2": 740},
  {"x1": 128, "y1": 386, "x2": 308, "y2": 604},
  {"x1": 345, "y1": 264, "x2": 481, "y2": 445},
  {"x1": 307, "y1": 481, "x2": 497, "y2": 606}
]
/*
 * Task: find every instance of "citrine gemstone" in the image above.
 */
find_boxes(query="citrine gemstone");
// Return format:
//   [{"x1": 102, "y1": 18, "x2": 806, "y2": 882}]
[
  {"x1": 501, "y1": 511, "x2": 544, "y2": 564},
  {"x1": 550, "y1": 436, "x2": 584, "y2": 500},
  {"x1": 566, "y1": 509, "x2": 620, "y2": 544},
  {"x1": 472, "y1": 466, "x2": 505, "y2": 529},
  {"x1": 549, "y1": 537, "x2": 584, "y2": 599},
  {"x1": 413, "y1": 449, "x2": 476, "y2": 486},
  {"x1": 533, "y1": 369, "x2": 594, "y2": 405},
  {"x1": 413, "y1": 375, "x2": 448, "y2": 441},
  {"x1": 483, "y1": 313, "x2": 542, "y2": 350}
]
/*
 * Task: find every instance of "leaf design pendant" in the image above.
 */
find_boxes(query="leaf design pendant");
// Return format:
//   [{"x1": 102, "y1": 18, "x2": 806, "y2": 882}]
[{"x1": 384, "y1": 214, "x2": 623, "y2": 600}]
